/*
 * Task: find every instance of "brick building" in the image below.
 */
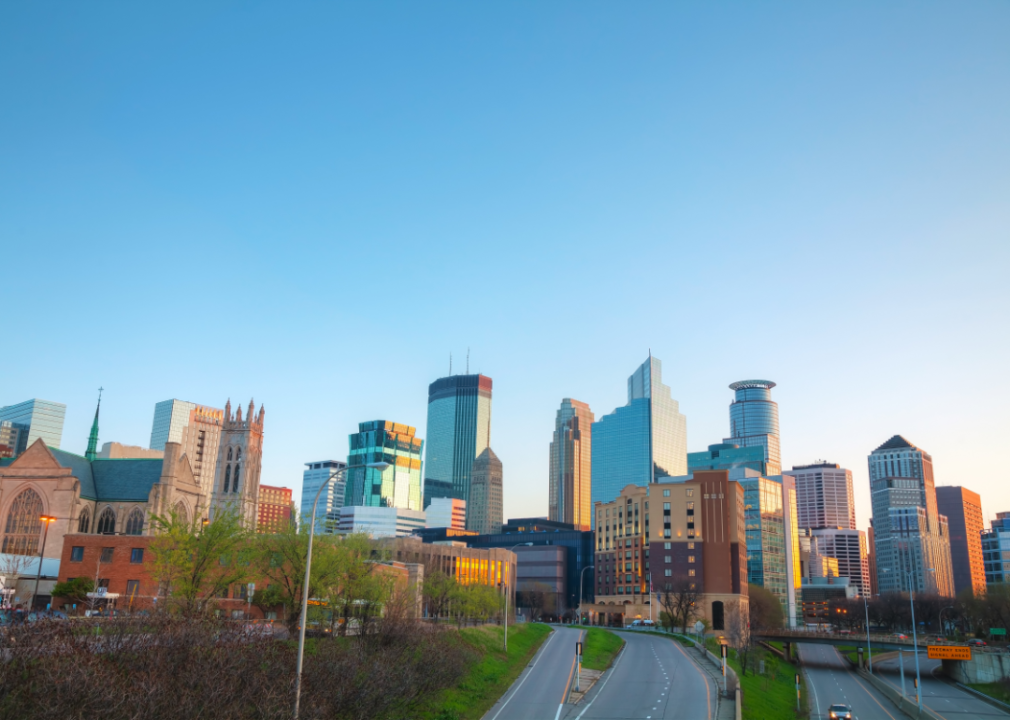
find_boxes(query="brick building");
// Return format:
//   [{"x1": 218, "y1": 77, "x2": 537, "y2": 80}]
[{"x1": 258, "y1": 484, "x2": 294, "y2": 533}]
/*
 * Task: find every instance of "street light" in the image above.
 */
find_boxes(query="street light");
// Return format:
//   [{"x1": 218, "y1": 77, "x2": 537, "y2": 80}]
[
  {"x1": 294, "y1": 461, "x2": 388, "y2": 720},
  {"x1": 503, "y1": 542, "x2": 533, "y2": 652},
  {"x1": 862, "y1": 593, "x2": 878, "y2": 673},
  {"x1": 32, "y1": 515, "x2": 57, "y2": 611},
  {"x1": 906, "y1": 567, "x2": 935, "y2": 713},
  {"x1": 577, "y1": 565, "x2": 594, "y2": 626}
]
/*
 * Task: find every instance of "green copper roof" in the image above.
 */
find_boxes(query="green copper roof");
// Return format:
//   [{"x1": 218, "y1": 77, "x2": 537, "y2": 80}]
[
  {"x1": 48, "y1": 448, "x2": 163, "y2": 502},
  {"x1": 84, "y1": 392, "x2": 101, "y2": 462}
]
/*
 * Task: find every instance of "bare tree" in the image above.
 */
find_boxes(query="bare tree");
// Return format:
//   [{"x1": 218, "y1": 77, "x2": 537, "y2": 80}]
[{"x1": 658, "y1": 581, "x2": 700, "y2": 633}]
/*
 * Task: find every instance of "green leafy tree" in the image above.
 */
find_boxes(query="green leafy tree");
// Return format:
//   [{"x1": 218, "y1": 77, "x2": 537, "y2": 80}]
[
  {"x1": 148, "y1": 508, "x2": 251, "y2": 616},
  {"x1": 52, "y1": 577, "x2": 93, "y2": 607}
]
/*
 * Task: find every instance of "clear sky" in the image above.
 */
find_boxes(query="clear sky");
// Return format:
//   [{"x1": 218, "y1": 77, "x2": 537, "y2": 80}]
[{"x1": 3, "y1": 2, "x2": 1008, "y2": 532}]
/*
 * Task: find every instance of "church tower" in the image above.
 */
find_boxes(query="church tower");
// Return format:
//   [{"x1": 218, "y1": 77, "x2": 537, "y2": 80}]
[{"x1": 210, "y1": 399, "x2": 265, "y2": 528}]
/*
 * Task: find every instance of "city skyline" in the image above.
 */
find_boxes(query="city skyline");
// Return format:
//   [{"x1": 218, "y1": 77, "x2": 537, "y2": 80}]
[{"x1": 4, "y1": 3, "x2": 1008, "y2": 541}]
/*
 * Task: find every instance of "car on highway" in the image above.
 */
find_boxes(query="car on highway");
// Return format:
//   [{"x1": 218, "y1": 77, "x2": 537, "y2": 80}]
[
  {"x1": 892, "y1": 633, "x2": 909, "y2": 640},
  {"x1": 968, "y1": 638, "x2": 988, "y2": 647},
  {"x1": 827, "y1": 703, "x2": 853, "y2": 719}
]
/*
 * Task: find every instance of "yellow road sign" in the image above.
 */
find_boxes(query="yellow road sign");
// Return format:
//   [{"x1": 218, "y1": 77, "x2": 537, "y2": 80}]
[{"x1": 927, "y1": 646, "x2": 972, "y2": 661}]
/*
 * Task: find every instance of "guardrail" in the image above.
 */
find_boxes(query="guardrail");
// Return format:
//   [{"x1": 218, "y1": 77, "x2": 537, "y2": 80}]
[{"x1": 753, "y1": 629, "x2": 998, "y2": 651}]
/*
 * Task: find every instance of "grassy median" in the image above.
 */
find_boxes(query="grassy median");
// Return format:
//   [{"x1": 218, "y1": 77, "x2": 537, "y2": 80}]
[
  {"x1": 707, "y1": 638, "x2": 808, "y2": 720},
  {"x1": 581, "y1": 628, "x2": 624, "y2": 671},
  {"x1": 414, "y1": 622, "x2": 552, "y2": 720},
  {"x1": 968, "y1": 682, "x2": 1010, "y2": 704}
]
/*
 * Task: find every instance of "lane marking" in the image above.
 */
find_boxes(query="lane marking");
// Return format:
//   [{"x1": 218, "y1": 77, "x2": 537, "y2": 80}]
[
  {"x1": 488, "y1": 629, "x2": 558, "y2": 720},
  {"x1": 555, "y1": 629, "x2": 585, "y2": 720},
  {"x1": 669, "y1": 634, "x2": 712, "y2": 719},
  {"x1": 571, "y1": 642, "x2": 627, "y2": 720}
]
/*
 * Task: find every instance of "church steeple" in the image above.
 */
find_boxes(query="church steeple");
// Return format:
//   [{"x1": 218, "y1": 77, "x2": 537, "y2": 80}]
[{"x1": 85, "y1": 387, "x2": 102, "y2": 461}]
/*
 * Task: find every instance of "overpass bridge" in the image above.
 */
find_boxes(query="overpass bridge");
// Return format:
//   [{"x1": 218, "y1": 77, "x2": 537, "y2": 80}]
[{"x1": 752, "y1": 628, "x2": 949, "y2": 652}]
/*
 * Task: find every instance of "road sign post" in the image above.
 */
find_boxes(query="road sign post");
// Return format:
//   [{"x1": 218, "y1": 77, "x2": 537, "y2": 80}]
[
  {"x1": 795, "y1": 673, "x2": 800, "y2": 712},
  {"x1": 576, "y1": 641, "x2": 583, "y2": 692},
  {"x1": 927, "y1": 645, "x2": 972, "y2": 661},
  {"x1": 721, "y1": 643, "x2": 728, "y2": 696}
]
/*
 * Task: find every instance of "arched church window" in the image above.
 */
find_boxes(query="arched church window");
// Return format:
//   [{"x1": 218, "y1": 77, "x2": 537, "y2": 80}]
[
  {"x1": 227, "y1": 447, "x2": 233, "y2": 461},
  {"x1": 78, "y1": 508, "x2": 91, "y2": 534},
  {"x1": 224, "y1": 465, "x2": 231, "y2": 493},
  {"x1": 235, "y1": 448, "x2": 241, "y2": 461},
  {"x1": 174, "y1": 501, "x2": 189, "y2": 525},
  {"x1": 233, "y1": 464, "x2": 240, "y2": 493},
  {"x1": 124, "y1": 508, "x2": 145, "y2": 536},
  {"x1": 2, "y1": 489, "x2": 44, "y2": 555},
  {"x1": 96, "y1": 506, "x2": 117, "y2": 535}
]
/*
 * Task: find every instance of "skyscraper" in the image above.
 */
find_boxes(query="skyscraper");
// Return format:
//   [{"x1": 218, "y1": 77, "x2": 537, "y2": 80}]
[
  {"x1": 423, "y1": 374, "x2": 492, "y2": 512},
  {"x1": 150, "y1": 399, "x2": 225, "y2": 497},
  {"x1": 869, "y1": 435, "x2": 954, "y2": 596},
  {"x1": 936, "y1": 486, "x2": 986, "y2": 596},
  {"x1": 0, "y1": 399, "x2": 66, "y2": 452},
  {"x1": 724, "y1": 380, "x2": 781, "y2": 476},
  {"x1": 301, "y1": 460, "x2": 347, "y2": 533},
  {"x1": 468, "y1": 447, "x2": 503, "y2": 534},
  {"x1": 591, "y1": 356, "x2": 687, "y2": 510},
  {"x1": 791, "y1": 463, "x2": 856, "y2": 530},
  {"x1": 549, "y1": 399, "x2": 594, "y2": 530},
  {"x1": 345, "y1": 421, "x2": 423, "y2": 512}
]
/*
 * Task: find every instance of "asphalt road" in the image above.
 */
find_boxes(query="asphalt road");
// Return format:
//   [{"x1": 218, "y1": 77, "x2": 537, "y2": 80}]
[
  {"x1": 872, "y1": 654, "x2": 1008, "y2": 719},
  {"x1": 798, "y1": 643, "x2": 902, "y2": 720},
  {"x1": 567, "y1": 630, "x2": 715, "y2": 720},
  {"x1": 484, "y1": 626, "x2": 585, "y2": 720}
]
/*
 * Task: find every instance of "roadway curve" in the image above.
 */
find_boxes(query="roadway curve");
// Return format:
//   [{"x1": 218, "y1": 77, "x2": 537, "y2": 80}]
[
  {"x1": 568, "y1": 630, "x2": 715, "y2": 720},
  {"x1": 871, "y1": 654, "x2": 1007, "y2": 719},
  {"x1": 798, "y1": 643, "x2": 902, "y2": 720}
]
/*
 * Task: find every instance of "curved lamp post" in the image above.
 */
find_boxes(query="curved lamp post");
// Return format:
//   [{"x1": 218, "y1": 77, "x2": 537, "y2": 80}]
[
  {"x1": 578, "y1": 565, "x2": 593, "y2": 626},
  {"x1": 503, "y1": 542, "x2": 533, "y2": 652},
  {"x1": 32, "y1": 515, "x2": 57, "y2": 610},
  {"x1": 862, "y1": 593, "x2": 878, "y2": 673},
  {"x1": 294, "y1": 460, "x2": 389, "y2": 720}
]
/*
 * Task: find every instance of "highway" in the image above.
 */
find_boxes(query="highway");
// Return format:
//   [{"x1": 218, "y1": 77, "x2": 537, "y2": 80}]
[
  {"x1": 798, "y1": 643, "x2": 902, "y2": 720},
  {"x1": 571, "y1": 630, "x2": 715, "y2": 720},
  {"x1": 872, "y1": 653, "x2": 1007, "y2": 719}
]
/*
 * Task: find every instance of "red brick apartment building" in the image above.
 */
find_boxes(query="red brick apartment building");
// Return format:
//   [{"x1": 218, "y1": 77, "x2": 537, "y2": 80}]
[{"x1": 258, "y1": 484, "x2": 294, "y2": 533}]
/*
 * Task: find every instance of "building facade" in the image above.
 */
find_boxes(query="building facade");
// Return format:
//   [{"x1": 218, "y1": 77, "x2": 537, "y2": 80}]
[
  {"x1": 740, "y1": 473, "x2": 800, "y2": 620},
  {"x1": 149, "y1": 399, "x2": 225, "y2": 504},
  {"x1": 590, "y1": 470, "x2": 749, "y2": 630},
  {"x1": 425, "y1": 497, "x2": 466, "y2": 530},
  {"x1": 591, "y1": 357, "x2": 687, "y2": 513},
  {"x1": 0, "y1": 421, "x2": 26, "y2": 459},
  {"x1": 549, "y1": 399, "x2": 594, "y2": 531},
  {"x1": 257, "y1": 485, "x2": 293, "y2": 533},
  {"x1": 338, "y1": 506, "x2": 427, "y2": 538},
  {"x1": 423, "y1": 374, "x2": 492, "y2": 516},
  {"x1": 97, "y1": 443, "x2": 164, "y2": 459},
  {"x1": 301, "y1": 460, "x2": 347, "y2": 533},
  {"x1": 809, "y1": 528, "x2": 870, "y2": 596},
  {"x1": 935, "y1": 485, "x2": 986, "y2": 596},
  {"x1": 791, "y1": 462, "x2": 856, "y2": 531},
  {"x1": 982, "y1": 513, "x2": 1010, "y2": 585},
  {"x1": 869, "y1": 435, "x2": 954, "y2": 596},
  {"x1": 210, "y1": 400, "x2": 265, "y2": 528},
  {"x1": 345, "y1": 421, "x2": 423, "y2": 512},
  {"x1": 0, "y1": 399, "x2": 66, "y2": 452},
  {"x1": 688, "y1": 443, "x2": 767, "y2": 476},
  {"x1": 724, "y1": 380, "x2": 781, "y2": 476},
  {"x1": 468, "y1": 448, "x2": 503, "y2": 534}
]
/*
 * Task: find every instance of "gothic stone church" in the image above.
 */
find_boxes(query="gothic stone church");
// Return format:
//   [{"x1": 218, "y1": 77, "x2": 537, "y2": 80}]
[{"x1": 0, "y1": 399, "x2": 264, "y2": 565}]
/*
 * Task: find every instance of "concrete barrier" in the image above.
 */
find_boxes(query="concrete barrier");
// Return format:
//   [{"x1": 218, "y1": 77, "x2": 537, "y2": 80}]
[
  {"x1": 856, "y1": 668, "x2": 945, "y2": 720},
  {"x1": 943, "y1": 651, "x2": 1010, "y2": 684}
]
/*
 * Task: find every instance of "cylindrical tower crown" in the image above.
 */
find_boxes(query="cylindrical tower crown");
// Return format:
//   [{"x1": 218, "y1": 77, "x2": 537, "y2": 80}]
[{"x1": 728, "y1": 380, "x2": 779, "y2": 439}]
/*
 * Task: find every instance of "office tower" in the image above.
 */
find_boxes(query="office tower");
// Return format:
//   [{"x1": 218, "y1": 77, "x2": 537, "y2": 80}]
[
  {"x1": 867, "y1": 523, "x2": 878, "y2": 595},
  {"x1": 338, "y1": 506, "x2": 427, "y2": 538},
  {"x1": 258, "y1": 485, "x2": 294, "y2": 533},
  {"x1": 791, "y1": 462, "x2": 856, "y2": 530},
  {"x1": 97, "y1": 442, "x2": 164, "y2": 459},
  {"x1": 591, "y1": 356, "x2": 687, "y2": 510},
  {"x1": 150, "y1": 400, "x2": 225, "y2": 495},
  {"x1": 301, "y1": 460, "x2": 347, "y2": 533},
  {"x1": 423, "y1": 374, "x2": 492, "y2": 513},
  {"x1": 468, "y1": 448, "x2": 503, "y2": 534},
  {"x1": 936, "y1": 486, "x2": 986, "y2": 596},
  {"x1": 0, "y1": 399, "x2": 66, "y2": 451},
  {"x1": 809, "y1": 528, "x2": 870, "y2": 596},
  {"x1": 211, "y1": 400, "x2": 265, "y2": 529},
  {"x1": 0, "y1": 421, "x2": 27, "y2": 459},
  {"x1": 724, "y1": 380, "x2": 781, "y2": 476},
  {"x1": 345, "y1": 421, "x2": 423, "y2": 512},
  {"x1": 868, "y1": 435, "x2": 954, "y2": 596},
  {"x1": 982, "y1": 513, "x2": 1010, "y2": 584},
  {"x1": 688, "y1": 443, "x2": 767, "y2": 475},
  {"x1": 549, "y1": 399, "x2": 594, "y2": 530},
  {"x1": 426, "y1": 497, "x2": 466, "y2": 530},
  {"x1": 739, "y1": 473, "x2": 800, "y2": 619}
]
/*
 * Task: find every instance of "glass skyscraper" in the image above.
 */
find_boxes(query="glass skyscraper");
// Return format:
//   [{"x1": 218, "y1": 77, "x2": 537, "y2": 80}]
[
  {"x1": 423, "y1": 374, "x2": 492, "y2": 511},
  {"x1": 724, "y1": 380, "x2": 781, "y2": 476},
  {"x1": 591, "y1": 357, "x2": 687, "y2": 513},
  {"x1": 301, "y1": 459, "x2": 347, "y2": 533},
  {"x1": 345, "y1": 420, "x2": 423, "y2": 512},
  {"x1": 0, "y1": 399, "x2": 66, "y2": 451},
  {"x1": 549, "y1": 398, "x2": 594, "y2": 530}
]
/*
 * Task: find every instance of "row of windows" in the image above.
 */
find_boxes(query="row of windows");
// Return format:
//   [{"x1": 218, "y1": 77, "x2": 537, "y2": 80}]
[{"x1": 70, "y1": 546, "x2": 144, "y2": 564}]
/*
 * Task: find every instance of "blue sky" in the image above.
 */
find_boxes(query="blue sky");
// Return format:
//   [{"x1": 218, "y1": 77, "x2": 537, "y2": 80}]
[{"x1": 3, "y1": 2, "x2": 1008, "y2": 530}]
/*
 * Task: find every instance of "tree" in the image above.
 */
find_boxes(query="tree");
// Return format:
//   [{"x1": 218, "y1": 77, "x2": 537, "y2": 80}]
[
  {"x1": 422, "y1": 571, "x2": 457, "y2": 620},
  {"x1": 747, "y1": 583, "x2": 783, "y2": 632},
  {"x1": 52, "y1": 577, "x2": 94, "y2": 607},
  {"x1": 725, "y1": 597, "x2": 752, "y2": 678},
  {"x1": 517, "y1": 582, "x2": 552, "y2": 622},
  {"x1": 658, "y1": 581, "x2": 700, "y2": 633},
  {"x1": 148, "y1": 507, "x2": 251, "y2": 616}
]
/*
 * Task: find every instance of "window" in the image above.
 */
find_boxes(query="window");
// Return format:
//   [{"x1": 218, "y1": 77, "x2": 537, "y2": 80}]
[
  {"x1": 663, "y1": 490, "x2": 670, "y2": 497},
  {"x1": 130, "y1": 548, "x2": 144, "y2": 564},
  {"x1": 688, "y1": 569, "x2": 696, "y2": 577},
  {"x1": 233, "y1": 464, "x2": 240, "y2": 492},
  {"x1": 96, "y1": 507, "x2": 116, "y2": 535},
  {"x1": 664, "y1": 542, "x2": 671, "y2": 550},
  {"x1": 173, "y1": 502, "x2": 189, "y2": 525},
  {"x1": 224, "y1": 465, "x2": 232, "y2": 493},
  {"x1": 687, "y1": 542, "x2": 695, "y2": 550},
  {"x1": 686, "y1": 489, "x2": 694, "y2": 497},
  {"x1": 227, "y1": 447, "x2": 233, "y2": 461},
  {"x1": 664, "y1": 529, "x2": 671, "y2": 538},
  {"x1": 688, "y1": 556, "x2": 695, "y2": 563},
  {"x1": 98, "y1": 578, "x2": 110, "y2": 589},
  {"x1": 124, "y1": 508, "x2": 144, "y2": 536},
  {"x1": 2, "y1": 489, "x2": 44, "y2": 555},
  {"x1": 665, "y1": 556, "x2": 672, "y2": 563},
  {"x1": 70, "y1": 546, "x2": 84, "y2": 562},
  {"x1": 663, "y1": 502, "x2": 670, "y2": 511},
  {"x1": 126, "y1": 580, "x2": 140, "y2": 599},
  {"x1": 78, "y1": 508, "x2": 91, "y2": 534},
  {"x1": 100, "y1": 547, "x2": 114, "y2": 563},
  {"x1": 664, "y1": 569, "x2": 672, "y2": 577},
  {"x1": 235, "y1": 448, "x2": 242, "y2": 461}
]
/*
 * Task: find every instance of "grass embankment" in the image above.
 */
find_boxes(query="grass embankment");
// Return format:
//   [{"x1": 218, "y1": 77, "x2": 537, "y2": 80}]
[
  {"x1": 707, "y1": 638, "x2": 808, "y2": 720},
  {"x1": 967, "y1": 682, "x2": 1010, "y2": 705},
  {"x1": 581, "y1": 628, "x2": 624, "y2": 671},
  {"x1": 414, "y1": 622, "x2": 552, "y2": 720}
]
